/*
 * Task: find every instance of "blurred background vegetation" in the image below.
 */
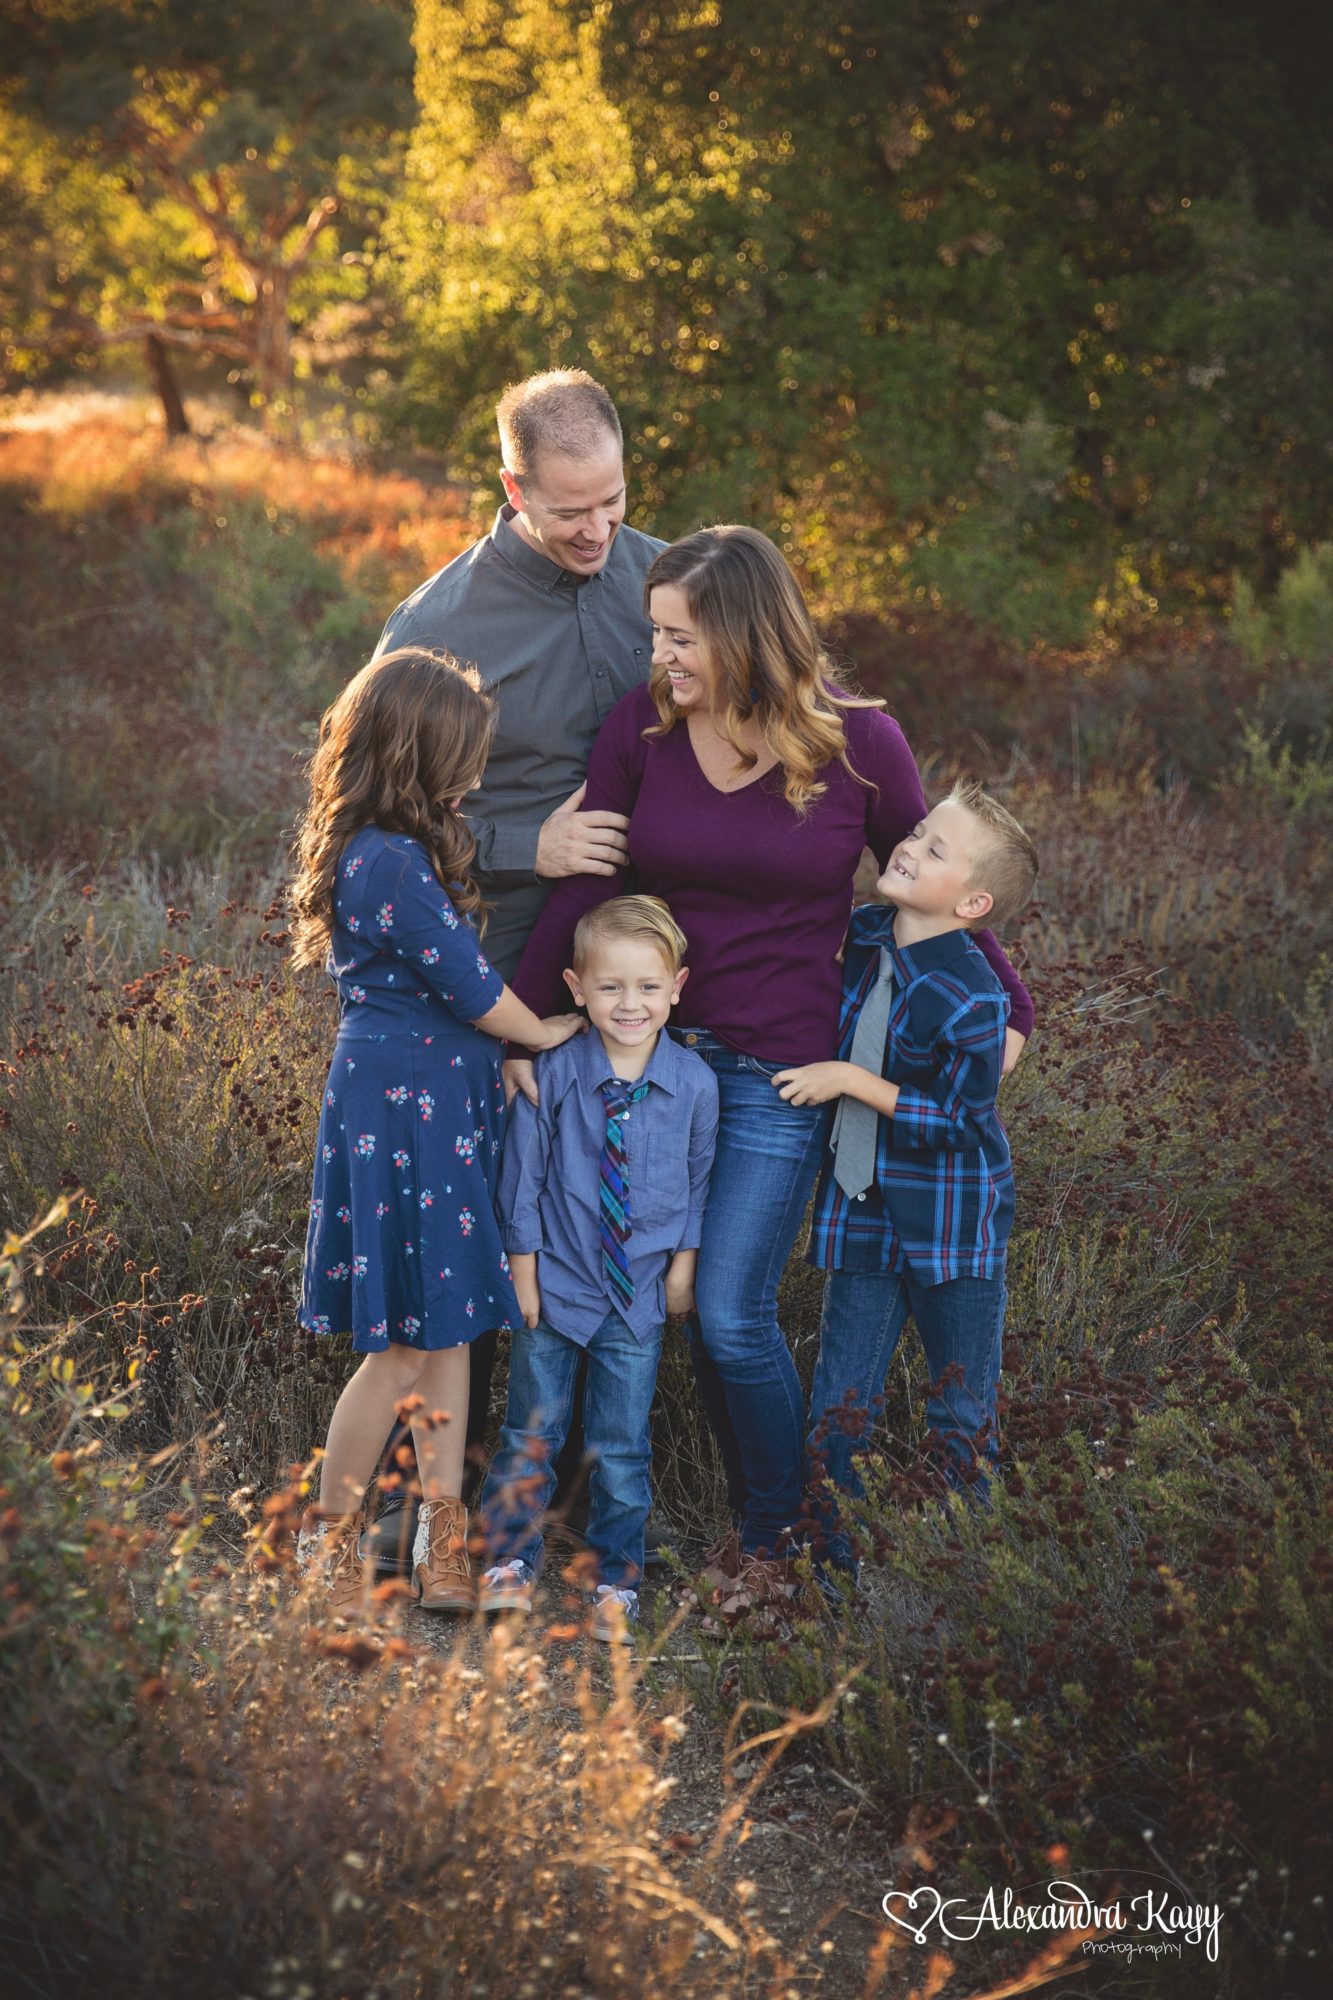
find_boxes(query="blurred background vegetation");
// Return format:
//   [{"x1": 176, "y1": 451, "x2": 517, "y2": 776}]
[
  {"x1": 2, "y1": 7, "x2": 1332, "y2": 1993},
  {"x1": 2, "y1": 0, "x2": 1331, "y2": 643}
]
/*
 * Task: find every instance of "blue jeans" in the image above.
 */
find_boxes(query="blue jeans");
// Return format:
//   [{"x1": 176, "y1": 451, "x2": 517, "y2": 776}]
[
  {"x1": 673, "y1": 1028, "x2": 831, "y2": 1557},
  {"x1": 478, "y1": 1311, "x2": 661, "y2": 1589},
  {"x1": 808, "y1": 1266, "x2": 1006, "y2": 1568}
]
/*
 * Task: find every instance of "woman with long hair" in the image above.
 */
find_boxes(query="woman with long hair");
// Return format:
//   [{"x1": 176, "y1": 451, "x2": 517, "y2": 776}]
[{"x1": 506, "y1": 528, "x2": 1032, "y2": 1603}]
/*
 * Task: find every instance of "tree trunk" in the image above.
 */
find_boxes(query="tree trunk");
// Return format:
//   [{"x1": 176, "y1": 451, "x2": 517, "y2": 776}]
[
  {"x1": 144, "y1": 330, "x2": 191, "y2": 436},
  {"x1": 251, "y1": 267, "x2": 292, "y2": 411}
]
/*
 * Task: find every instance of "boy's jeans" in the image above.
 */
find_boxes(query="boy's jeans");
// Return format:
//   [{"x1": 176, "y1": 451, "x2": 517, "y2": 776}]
[
  {"x1": 807, "y1": 1266, "x2": 1006, "y2": 1569},
  {"x1": 479, "y1": 1310, "x2": 662, "y2": 1589}
]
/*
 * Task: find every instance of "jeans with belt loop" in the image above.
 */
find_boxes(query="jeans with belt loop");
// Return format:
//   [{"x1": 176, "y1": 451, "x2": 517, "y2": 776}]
[{"x1": 670, "y1": 1027, "x2": 831, "y2": 1557}]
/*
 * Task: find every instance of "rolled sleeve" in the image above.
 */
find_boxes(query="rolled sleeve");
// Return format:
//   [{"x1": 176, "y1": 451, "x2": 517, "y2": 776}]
[
  {"x1": 888, "y1": 1000, "x2": 1005, "y2": 1154},
  {"x1": 471, "y1": 812, "x2": 542, "y2": 885}
]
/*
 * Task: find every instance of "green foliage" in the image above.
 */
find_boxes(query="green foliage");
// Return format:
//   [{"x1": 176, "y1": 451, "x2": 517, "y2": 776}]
[
  {"x1": 391, "y1": 0, "x2": 1333, "y2": 641},
  {"x1": 0, "y1": 0, "x2": 414, "y2": 409},
  {"x1": 1233, "y1": 541, "x2": 1333, "y2": 667}
]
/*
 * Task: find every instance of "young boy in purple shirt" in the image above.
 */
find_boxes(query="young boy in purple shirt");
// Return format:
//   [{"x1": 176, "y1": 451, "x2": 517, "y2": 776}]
[
  {"x1": 478, "y1": 896, "x2": 718, "y2": 1637},
  {"x1": 773, "y1": 782, "x2": 1039, "y2": 1569}
]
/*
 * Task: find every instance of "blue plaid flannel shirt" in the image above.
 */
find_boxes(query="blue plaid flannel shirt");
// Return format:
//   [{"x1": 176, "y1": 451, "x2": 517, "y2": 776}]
[{"x1": 807, "y1": 903, "x2": 1014, "y2": 1285}]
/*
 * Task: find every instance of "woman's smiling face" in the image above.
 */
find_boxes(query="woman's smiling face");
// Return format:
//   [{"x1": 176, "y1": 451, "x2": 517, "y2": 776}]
[{"x1": 650, "y1": 584, "x2": 712, "y2": 712}]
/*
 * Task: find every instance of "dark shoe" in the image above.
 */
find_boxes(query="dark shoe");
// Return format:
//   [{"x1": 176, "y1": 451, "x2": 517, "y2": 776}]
[
  {"x1": 361, "y1": 1490, "x2": 419, "y2": 1578},
  {"x1": 642, "y1": 1511, "x2": 680, "y2": 1572}
]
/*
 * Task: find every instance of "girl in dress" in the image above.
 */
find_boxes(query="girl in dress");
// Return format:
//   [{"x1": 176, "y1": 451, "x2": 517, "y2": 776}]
[{"x1": 290, "y1": 648, "x2": 582, "y2": 1619}]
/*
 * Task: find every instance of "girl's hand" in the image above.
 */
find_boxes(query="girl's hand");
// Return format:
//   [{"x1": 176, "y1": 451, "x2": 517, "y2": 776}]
[
  {"x1": 772, "y1": 1061, "x2": 849, "y2": 1106},
  {"x1": 502, "y1": 1058, "x2": 538, "y2": 1108},
  {"x1": 537, "y1": 1012, "x2": 586, "y2": 1052},
  {"x1": 1002, "y1": 1027, "x2": 1027, "y2": 1077}
]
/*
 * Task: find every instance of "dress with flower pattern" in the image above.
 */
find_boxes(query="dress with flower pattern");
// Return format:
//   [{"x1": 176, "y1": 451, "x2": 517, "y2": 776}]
[{"x1": 299, "y1": 826, "x2": 521, "y2": 1352}]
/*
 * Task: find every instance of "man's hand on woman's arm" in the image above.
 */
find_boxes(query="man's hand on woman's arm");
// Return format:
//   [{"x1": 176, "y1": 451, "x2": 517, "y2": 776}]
[{"x1": 535, "y1": 782, "x2": 631, "y2": 879}]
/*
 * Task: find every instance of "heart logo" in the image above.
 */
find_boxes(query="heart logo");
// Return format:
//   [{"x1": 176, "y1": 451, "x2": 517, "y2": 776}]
[{"x1": 881, "y1": 1886, "x2": 944, "y2": 1944}]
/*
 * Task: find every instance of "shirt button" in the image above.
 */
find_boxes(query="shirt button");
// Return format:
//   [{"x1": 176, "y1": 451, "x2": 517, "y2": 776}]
[
  {"x1": 856, "y1": 1193, "x2": 866, "y2": 1202},
  {"x1": 685, "y1": 1033, "x2": 698, "y2": 1046},
  {"x1": 596, "y1": 668, "x2": 607, "y2": 678}
]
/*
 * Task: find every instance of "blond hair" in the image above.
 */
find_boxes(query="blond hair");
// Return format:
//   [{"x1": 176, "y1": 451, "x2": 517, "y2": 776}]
[
  {"x1": 496, "y1": 369, "x2": 622, "y2": 480},
  {"x1": 571, "y1": 895, "x2": 687, "y2": 976},
  {"x1": 946, "y1": 780, "x2": 1039, "y2": 930},
  {"x1": 290, "y1": 649, "x2": 494, "y2": 970},
  {"x1": 643, "y1": 526, "x2": 880, "y2": 815}
]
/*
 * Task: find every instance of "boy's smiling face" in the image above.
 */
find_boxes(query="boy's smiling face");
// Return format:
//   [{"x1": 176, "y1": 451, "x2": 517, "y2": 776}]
[
  {"x1": 879, "y1": 800, "x2": 994, "y2": 928},
  {"x1": 563, "y1": 937, "x2": 686, "y2": 1057}
]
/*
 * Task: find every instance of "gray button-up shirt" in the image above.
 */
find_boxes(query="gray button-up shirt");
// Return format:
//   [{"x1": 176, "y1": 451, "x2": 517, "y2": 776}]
[{"x1": 375, "y1": 505, "x2": 664, "y2": 977}]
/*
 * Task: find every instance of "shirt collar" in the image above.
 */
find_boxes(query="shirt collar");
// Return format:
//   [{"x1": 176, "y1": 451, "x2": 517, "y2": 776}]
[
  {"x1": 854, "y1": 902, "x2": 977, "y2": 977},
  {"x1": 576, "y1": 1022, "x2": 682, "y2": 1097},
  {"x1": 490, "y1": 504, "x2": 589, "y2": 594}
]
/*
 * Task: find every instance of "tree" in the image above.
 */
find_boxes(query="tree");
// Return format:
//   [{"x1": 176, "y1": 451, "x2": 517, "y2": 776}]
[
  {"x1": 0, "y1": 0, "x2": 414, "y2": 420},
  {"x1": 392, "y1": 0, "x2": 1333, "y2": 638}
]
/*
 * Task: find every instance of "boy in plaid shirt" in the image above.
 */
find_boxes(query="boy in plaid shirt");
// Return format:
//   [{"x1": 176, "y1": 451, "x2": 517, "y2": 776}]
[{"x1": 772, "y1": 782, "x2": 1038, "y2": 1566}]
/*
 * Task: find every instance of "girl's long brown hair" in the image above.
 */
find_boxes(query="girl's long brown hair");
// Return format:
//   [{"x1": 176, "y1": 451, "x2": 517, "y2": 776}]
[
  {"x1": 290, "y1": 648, "x2": 496, "y2": 970},
  {"x1": 644, "y1": 526, "x2": 881, "y2": 813}
]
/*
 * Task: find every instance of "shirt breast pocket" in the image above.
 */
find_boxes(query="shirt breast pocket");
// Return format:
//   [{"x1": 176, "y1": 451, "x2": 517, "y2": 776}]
[{"x1": 625, "y1": 1128, "x2": 682, "y2": 1228}]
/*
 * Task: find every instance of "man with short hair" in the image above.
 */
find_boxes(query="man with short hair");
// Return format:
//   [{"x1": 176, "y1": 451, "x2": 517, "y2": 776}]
[
  {"x1": 376, "y1": 369, "x2": 664, "y2": 978},
  {"x1": 369, "y1": 370, "x2": 665, "y2": 1563}
]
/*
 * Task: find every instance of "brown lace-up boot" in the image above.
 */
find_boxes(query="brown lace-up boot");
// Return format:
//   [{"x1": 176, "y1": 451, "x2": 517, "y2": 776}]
[
  {"x1": 412, "y1": 1495, "x2": 475, "y2": 1612},
  {"x1": 297, "y1": 1513, "x2": 375, "y2": 1624}
]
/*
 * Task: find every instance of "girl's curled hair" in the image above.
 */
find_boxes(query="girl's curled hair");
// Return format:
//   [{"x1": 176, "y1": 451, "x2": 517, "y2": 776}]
[
  {"x1": 643, "y1": 525, "x2": 881, "y2": 814},
  {"x1": 290, "y1": 648, "x2": 495, "y2": 970}
]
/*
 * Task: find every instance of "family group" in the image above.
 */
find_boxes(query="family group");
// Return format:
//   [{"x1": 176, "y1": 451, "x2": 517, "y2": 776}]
[{"x1": 289, "y1": 369, "x2": 1038, "y2": 1640}]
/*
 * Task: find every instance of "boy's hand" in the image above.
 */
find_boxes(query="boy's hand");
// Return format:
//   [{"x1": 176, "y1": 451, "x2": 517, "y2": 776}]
[
  {"x1": 510, "y1": 1253, "x2": 541, "y2": 1330},
  {"x1": 664, "y1": 1250, "x2": 697, "y2": 1318},
  {"x1": 772, "y1": 1061, "x2": 851, "y2": 1106},
  {"x1": 1001, "y1": 1028, "x2": 1027, "y2": 1077},
  {"x1": 502, "y1": 1057, "x2": 539, "y2": 1107}
]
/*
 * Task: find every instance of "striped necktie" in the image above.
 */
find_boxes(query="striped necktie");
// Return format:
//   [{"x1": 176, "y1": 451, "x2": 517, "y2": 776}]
[{"x1": 599, "y1": 1077, "x2": 651, "y2": 1311}]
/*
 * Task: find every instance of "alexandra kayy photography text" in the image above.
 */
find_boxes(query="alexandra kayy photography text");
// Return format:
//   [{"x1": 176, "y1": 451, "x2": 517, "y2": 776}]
[{"x1": 880, "y1": 1879, "x2": 1224, "y2": 1962}]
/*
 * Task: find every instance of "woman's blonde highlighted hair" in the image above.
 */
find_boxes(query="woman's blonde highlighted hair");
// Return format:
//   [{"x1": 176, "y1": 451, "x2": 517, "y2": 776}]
[
  {"x1": 643, "y1": 526, "x2": 880, "y2": 813},
  {"x1": 290, "y1": 648, "x2": 495, "y2": 970}
]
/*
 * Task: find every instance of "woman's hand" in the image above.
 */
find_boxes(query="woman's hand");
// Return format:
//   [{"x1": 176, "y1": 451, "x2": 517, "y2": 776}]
[
  {"x1": 502, "y1": 1058, "x2": 538, "y2": 1107},
  {"x1": 1002, "y1": 1027, "x2": 1027, "y2": 1077},
  {"x1": 771, "y1": 1061, "x2": 851, "y2": 1106}
]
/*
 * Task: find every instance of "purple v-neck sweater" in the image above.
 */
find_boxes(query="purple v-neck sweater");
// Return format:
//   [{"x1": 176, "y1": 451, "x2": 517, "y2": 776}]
[{"x1": 512, "y1": 684, "x2": 1033, "y2": 1065}]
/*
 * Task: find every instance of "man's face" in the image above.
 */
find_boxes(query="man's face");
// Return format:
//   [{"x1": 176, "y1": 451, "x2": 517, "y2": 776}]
[{"x1": 501, "y1": 435, "x2": 627, "y2": 576}]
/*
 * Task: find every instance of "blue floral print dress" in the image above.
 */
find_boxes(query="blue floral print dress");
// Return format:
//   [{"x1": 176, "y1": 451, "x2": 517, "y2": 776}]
[{"x1": 299, "y1": 826, "x2": 521, "y2": 1352}]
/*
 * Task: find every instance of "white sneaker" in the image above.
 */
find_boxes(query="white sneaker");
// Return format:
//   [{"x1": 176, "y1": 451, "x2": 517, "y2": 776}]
[
  {"x1": 478, "y1": 1559, "x2": 535, "y2": 1614},
  {"x1": 591, "y1": 1584, "x2": 639, "y2": 1643}
]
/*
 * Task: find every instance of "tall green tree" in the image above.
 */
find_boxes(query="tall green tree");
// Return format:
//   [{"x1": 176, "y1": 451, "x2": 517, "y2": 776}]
[
  {"x1": 392, "y1": 0, "x2": 1333, "y2": 638},
  {"x1": 1, "y1": 0, "x2": 414, "y2": 417}
]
